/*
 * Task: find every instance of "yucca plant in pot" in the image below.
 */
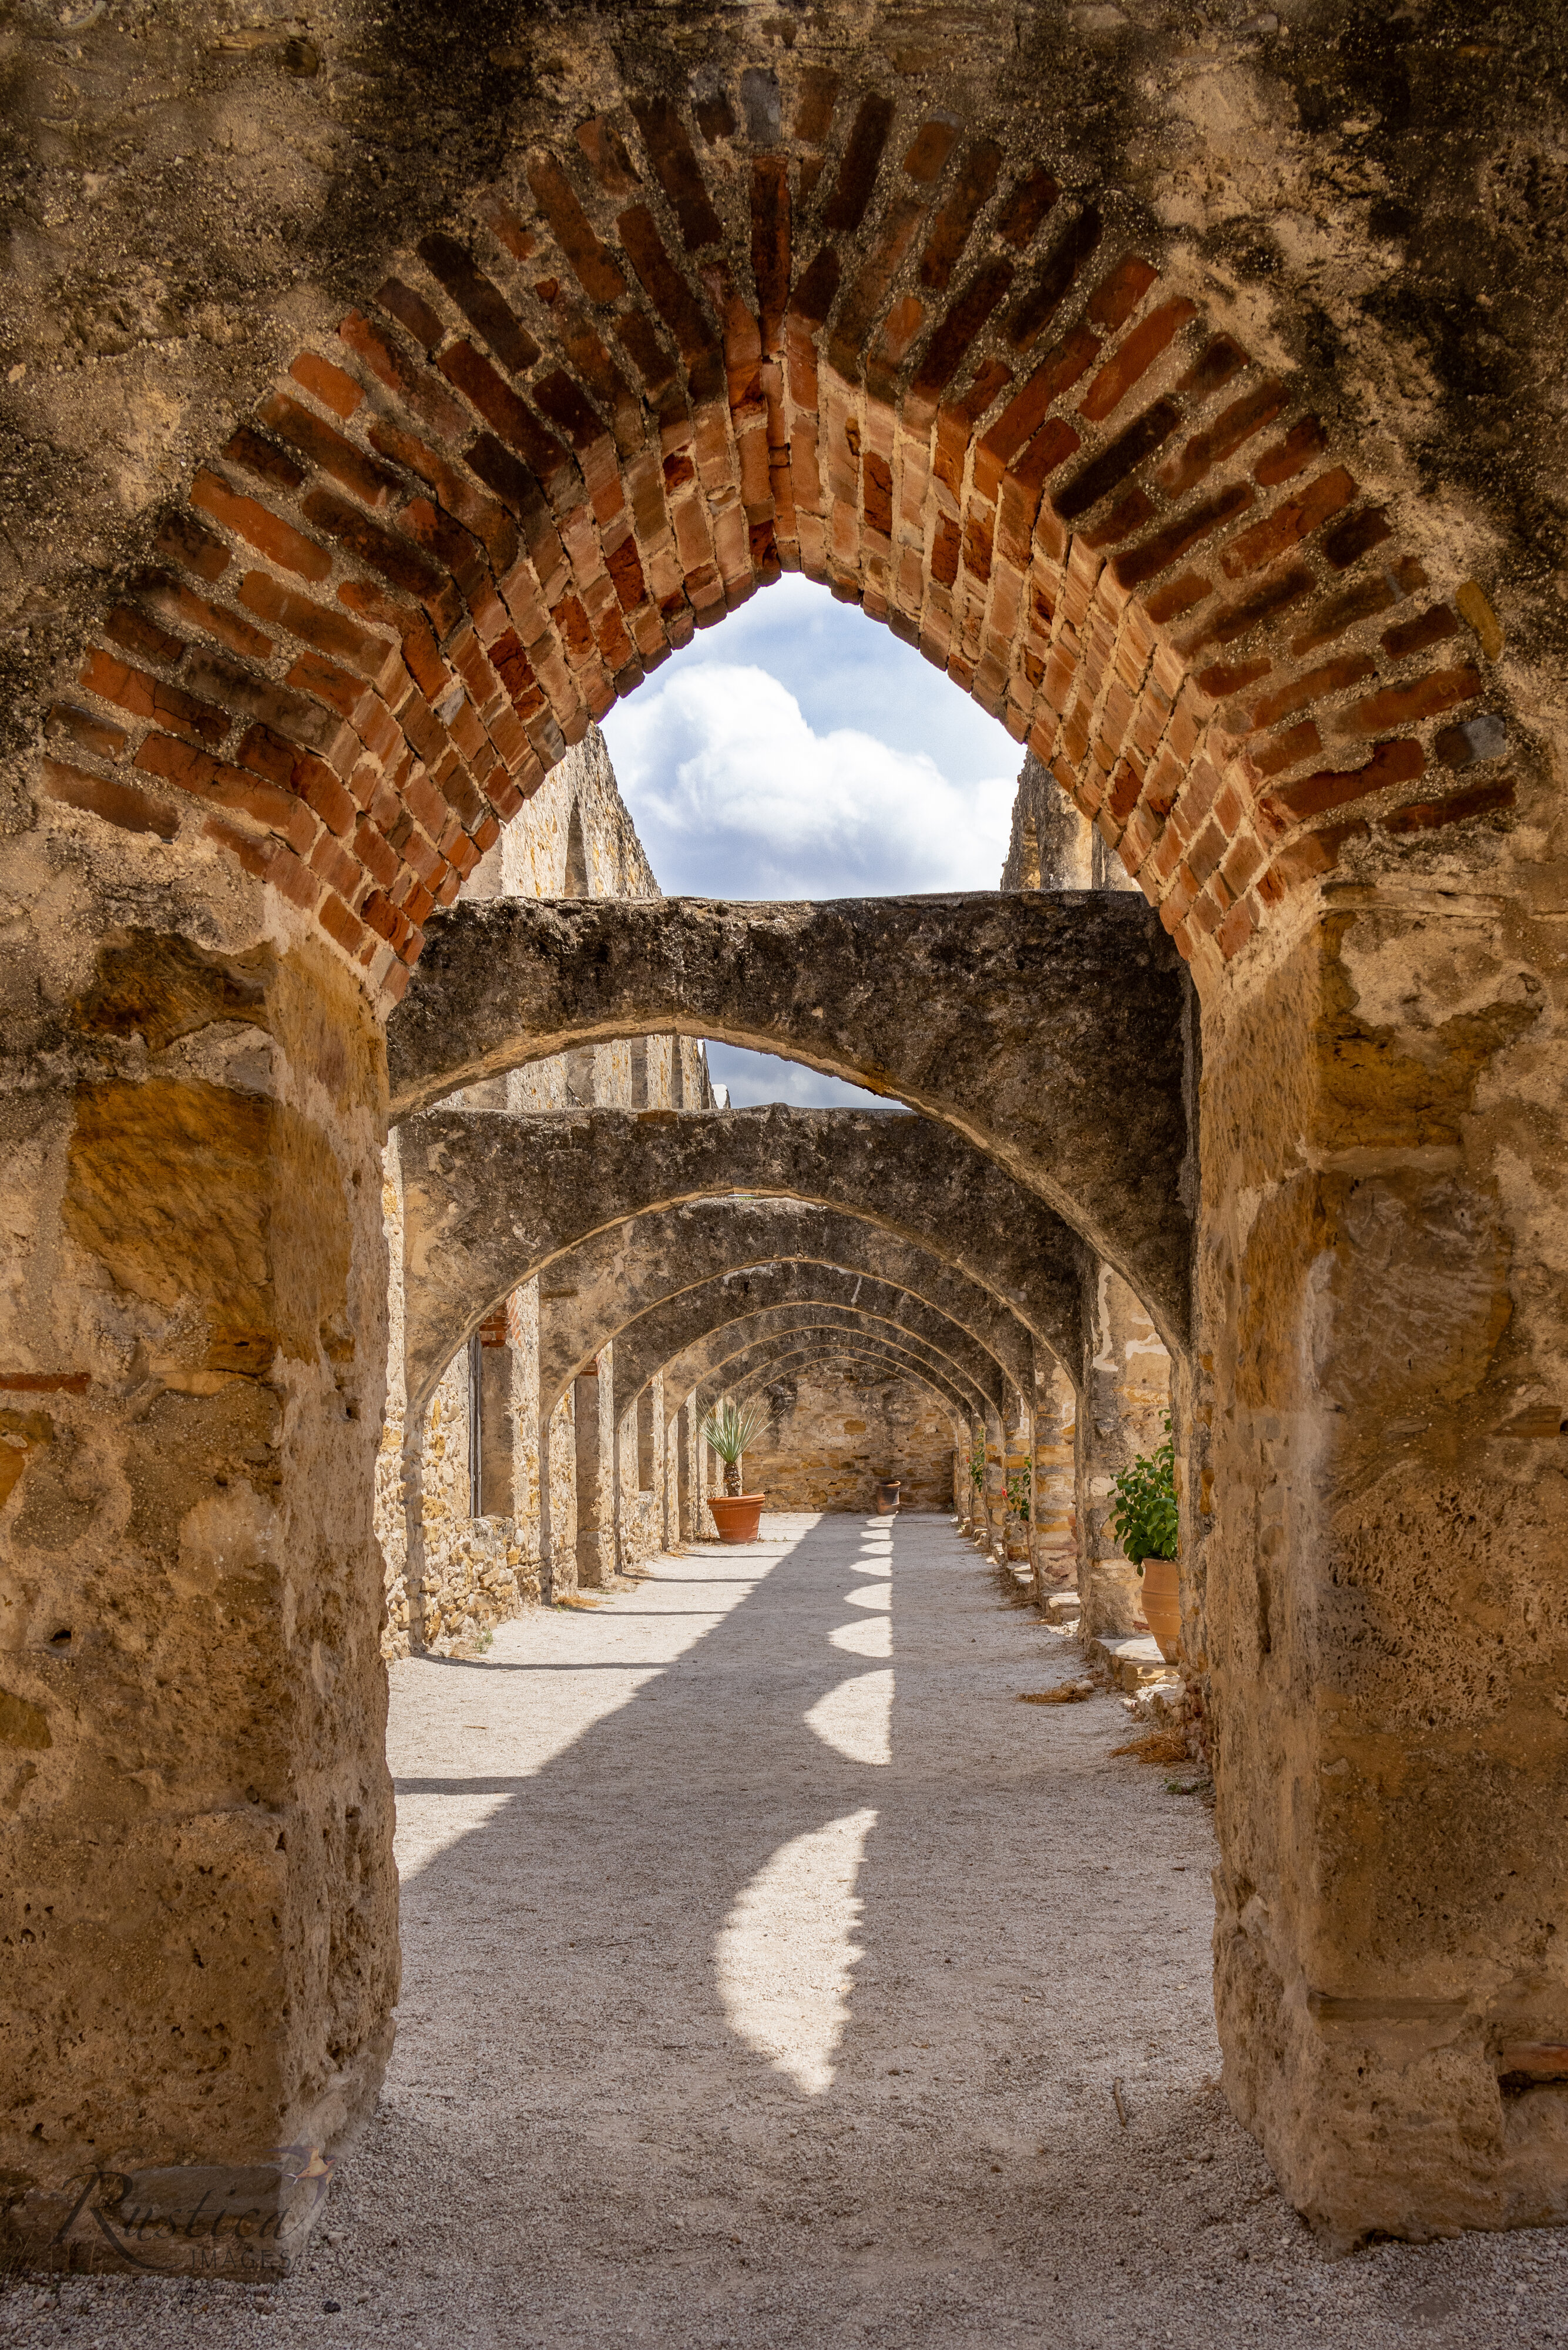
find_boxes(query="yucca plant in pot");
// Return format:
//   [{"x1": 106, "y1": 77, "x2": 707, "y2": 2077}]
[
  {"x1": 1109, "y1": 1416, "x2": 1180, "y2": 1663},
  {"x1": 702, "y1": 1399, "x2": 767, "y2": 1543}
]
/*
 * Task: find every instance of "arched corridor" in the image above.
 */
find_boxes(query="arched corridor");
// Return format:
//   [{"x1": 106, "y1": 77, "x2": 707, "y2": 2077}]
[{"x1": 3, "y1": 0, "x2": 1567, "y2": 2318}]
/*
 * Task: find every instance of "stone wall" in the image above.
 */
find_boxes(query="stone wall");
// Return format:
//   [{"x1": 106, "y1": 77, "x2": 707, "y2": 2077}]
[
  {"x1": 377, "y1": 727, "x2": 717, "y2": 1650},
  {"x1": 1077, "y1": 1261, "x2": 1172, "y2": 1638},
  {"x1": 746, "y1": 1361, "x2": 956, "y2": 1513}
]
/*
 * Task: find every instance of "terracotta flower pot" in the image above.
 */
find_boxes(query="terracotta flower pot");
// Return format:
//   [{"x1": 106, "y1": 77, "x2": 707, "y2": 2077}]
[
  {"x1": 1138, "y1": 1555, "x2": 1181, "y2": 1664},
  {"x1": 708, "y1": 1493, "x2": 764, "y2": 1543},
  {"x1": 874, "y1": 1479, "x2": 901, "y2": 1513}
]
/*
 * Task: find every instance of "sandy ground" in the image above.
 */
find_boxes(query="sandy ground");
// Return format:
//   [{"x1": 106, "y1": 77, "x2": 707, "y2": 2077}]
[{"x1": 5, "y1": 1510, "x2": 1568, "y2": 2349}]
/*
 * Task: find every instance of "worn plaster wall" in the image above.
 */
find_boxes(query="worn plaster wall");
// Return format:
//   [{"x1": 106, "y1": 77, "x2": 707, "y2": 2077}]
[{"x1": 746, "y1": 1361, "x2": 955, "y2": 1513}]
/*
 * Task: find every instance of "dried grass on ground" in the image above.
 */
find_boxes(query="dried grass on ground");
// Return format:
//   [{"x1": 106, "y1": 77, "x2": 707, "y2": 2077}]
[{"x1": 1112, "y1": 1728, "x2": 1191, "y2": 1764}]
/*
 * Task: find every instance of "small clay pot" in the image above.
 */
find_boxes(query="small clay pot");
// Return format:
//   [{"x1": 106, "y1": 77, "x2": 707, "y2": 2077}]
[
  {"x1": 874, "y1": 1479, "x2": 901, "y2": 1514},
  {"x1": 708, "y1": 1493, "x2": 764, "y2": 1543},
  {"x1": 1138, "y1": 1555, "x2": 1181, "y2": 1664}
]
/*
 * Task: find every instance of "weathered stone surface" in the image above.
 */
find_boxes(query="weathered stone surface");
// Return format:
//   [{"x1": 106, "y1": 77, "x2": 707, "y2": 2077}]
[
  {"x1": 397, "y1": 1106, "x2": 1089, "y2": 1418},
  {"x1": 390, "y1": 892, "x2": 1193, "y2": 1344},
  {"x1": 1076, "y1": 1259, "x2": 1171, "y2": 1639},
  {"x1": 534, "y1": 1198, "x2": 1037, "y2": 1412},
  {"x1": 707, "y1": 1335, "x2": 976, "y2": 1433},
  {"x1": 734, "y1": 1357, "x2": 958, "y2": 1515},
  {"x1": 619, "y1": 1272, "x2": 1011, "y2": 1418},
  {"x1": 1197, "y1": 892, "x2": 1568, "y2": 2245},
  {"x1": 377, "y1": 740, "x2": 680, "y2": 1656},
  {"x1": 0, "y1": 911, "x2": 397, "y2": 2278}
]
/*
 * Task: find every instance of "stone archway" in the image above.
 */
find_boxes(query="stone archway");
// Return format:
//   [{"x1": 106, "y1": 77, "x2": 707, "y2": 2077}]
[
  {"x1": 3, "y1": 0, "x2": 1565, "y2": 2268},
  {"x1": 388, "y1": 890, "x2": 1192, "y2": 1343},
  {"x1": 617, "y1": 1283, "x2": 1013, "y2": 1421},
  {"x1": 714, "y1": 1337, "x2": 980, "y2": 1519},
  {"x1": 709, "y1": 1337, "x2": 978, "y2": 1439},
  {"x1": 529, "y1": 1197, "x2": 1040, "y2": 1414},
  {"x1": 33, "y1": 55, "x2": 1505, "y2": 1018},
  {"x1": 394, "y1": 1103, "x2": 1091, "y2": 1417}
]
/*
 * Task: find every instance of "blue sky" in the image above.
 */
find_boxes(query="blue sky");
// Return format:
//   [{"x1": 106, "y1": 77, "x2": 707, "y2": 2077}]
[{"x1": 600, "y1": 574, "x2": 1020, "y2": 1108}]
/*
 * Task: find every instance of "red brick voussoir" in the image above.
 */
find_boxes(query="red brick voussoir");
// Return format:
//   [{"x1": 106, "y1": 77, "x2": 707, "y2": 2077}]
[{"x1": 42, "y1": 66, "x2": 1503, "y2": 1007}]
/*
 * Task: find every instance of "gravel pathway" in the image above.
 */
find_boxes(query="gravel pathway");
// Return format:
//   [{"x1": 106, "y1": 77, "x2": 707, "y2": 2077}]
[{"x1": 5, "y1": 1511, "x2": 1566, "y2": 2348}]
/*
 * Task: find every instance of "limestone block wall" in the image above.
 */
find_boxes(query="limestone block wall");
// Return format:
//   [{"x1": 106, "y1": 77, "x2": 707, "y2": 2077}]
[
  {"x1": 378, "y1": 1130, "x2": 412, "y2": 1656},
  {"x1": 542, "y1": 1389, "x2": 577, "y2": 1600},
  {"x1": 1032, "y1": 1355, "x2": 1077, "y2": 1592},
  {"x1": 409, "y1": 1354, "x2": 536, "y2": 1653},
  {"x1": 616, "y1": 1371, "x2": 671, "y2": 1573},
  {"x1": 745, "y1": 1362, "x2": 956, "y2": 1513},
  {"x1": 378, "y1": 728, "x2": 717, "y2": 1648},
  {"x1": 1002, "y1": 1396, "x2": 1032, "y2": 1564}
]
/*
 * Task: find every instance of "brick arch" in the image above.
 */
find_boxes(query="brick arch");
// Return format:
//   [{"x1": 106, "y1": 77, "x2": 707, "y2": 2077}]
[{"x1": 39, "y1": 69, "x2": 1505, "y2": 1002}]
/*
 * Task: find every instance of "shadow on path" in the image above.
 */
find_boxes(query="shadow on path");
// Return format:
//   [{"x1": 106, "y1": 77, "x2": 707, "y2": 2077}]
[{"x1": 15, "y1": 1518, "x2": 1568, "y2": 2350}]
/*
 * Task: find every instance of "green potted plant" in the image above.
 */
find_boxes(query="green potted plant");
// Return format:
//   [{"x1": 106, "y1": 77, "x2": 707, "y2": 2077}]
[
  {"x1": 1109, "y1": 1416, "x2": 1180, "y2": 1663},
  {"x1": 702, "y1": 1399, "x2": 767, "y2": 1543}
]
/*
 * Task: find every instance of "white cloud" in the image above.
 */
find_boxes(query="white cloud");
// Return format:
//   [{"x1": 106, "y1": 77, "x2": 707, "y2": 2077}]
[
  {"x1": 599, "y1": 573, "x2": 1022, "y2": 1105},
  {"x1": 603, "y1": 660, "x2": 1015, "y2": 901}
]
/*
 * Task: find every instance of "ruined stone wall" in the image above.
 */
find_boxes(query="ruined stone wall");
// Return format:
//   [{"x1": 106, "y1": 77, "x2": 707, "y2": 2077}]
[
  {"x1": 747, "y1": 1361, "x2": 956, "y2": 1513},
  {"x1": 1032, "y1": 1354, "x2": 1077, "y2": 1592},
  {"x1": 378, "y1": 727, "x2": 716, "y2": 1649},
  {"x1": 615, "y1": 1370, "x2": 667, "y2": 1573},
  {"x1": 407, "y1": 1348, "x2": 535, "y2": 1653}
]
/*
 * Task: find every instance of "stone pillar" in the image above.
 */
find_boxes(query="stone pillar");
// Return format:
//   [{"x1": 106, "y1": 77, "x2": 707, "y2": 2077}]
[
  {"x1": 1003, "y1": 1391, "x2": 1032, "y2": 1563},
  {"x1": 956, "y1": 1416, "x2": 983, "y2": 1535},
  {"x1": 1198, "y1": 887, "x2": 1568, "y2": 2243},
  {"x1": 476, "y1": 1311, "x2": 515, "y2": 1518},
  {"x1": 507, "y1": 1277, "x2": 543, "y2": 1563},
  {"x1": 982, "y1": 1405, "x2": 1006, "y2": 1556},
  {"x1": 573, "y1": 1349, "x2": 615, "y2": 1587},
  {"x1": 674, "y1": 1395, "x2": 696, "y2": 1542},
  {"x1": 662, "y1": 1395, "x2": 682, "y2": 1550},
  {"x1": 1076, "y1": 1258, "x2": 1171, "y2": 1637},
  {"x1": 1030, "y1": 1348, "x2": 1078, "y2": 1596},
  {"x1": 0, "y1": 915, "x2": 397, "y2": 2275},
  {"x1": 539, "y1": 1386, "x2": 576, "y2": 1600}
]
